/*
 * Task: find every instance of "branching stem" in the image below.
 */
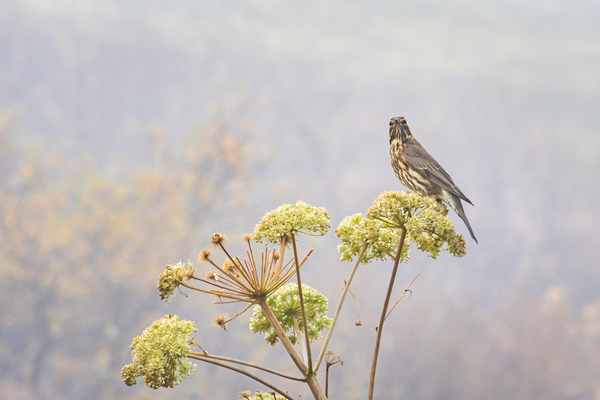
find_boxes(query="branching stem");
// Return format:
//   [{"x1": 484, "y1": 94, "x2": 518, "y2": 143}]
[
  {"x1": 189, "y1": 352, "x2": 305, "y2": 382},
  {"x1": 188, "y1": 354, "x2": 294, "y2": 400},
  {"x1": 257, "y1": 297, "x2": 307, "y2": 375}
]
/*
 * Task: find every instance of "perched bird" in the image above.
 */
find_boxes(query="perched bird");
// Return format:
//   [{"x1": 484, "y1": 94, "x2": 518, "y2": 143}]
[{"x1": 389, "y1": 116, "x2": 477, "y2": 243}]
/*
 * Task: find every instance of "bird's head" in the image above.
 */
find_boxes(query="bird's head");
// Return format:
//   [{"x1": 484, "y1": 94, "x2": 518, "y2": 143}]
[{"x1": 389, "y1": 116, "x2": 414, "y2": 144}]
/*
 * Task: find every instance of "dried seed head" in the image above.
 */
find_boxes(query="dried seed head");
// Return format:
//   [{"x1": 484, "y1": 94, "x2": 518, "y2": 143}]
[
  {"x1": 183, "y1": 263, "x2": 195, "y2": 282},
  {"x1": 239, "y1": 391, "x2": 252, "y2": 400},
  {"x1": 355, "y1": 319, "x2": 362, "y2": 326},
  {"x1": 222, "y1": 259, "x2": 237, "y2": 275},
  {"x1": 243, "y1": 233, "x2": 253, "y2": 243},
  {"x1": 212, "y1": 314, "x2": 228, "y2": 331},
  {"x1": 206, "y1": 271, "x2": 219, "y2": 281},
  {"x1": 198, "y1": 250, "x2": 212, "y2": 262},
  {"x1": 211, "y1": 233, "x2": 227, "y2": 247}
]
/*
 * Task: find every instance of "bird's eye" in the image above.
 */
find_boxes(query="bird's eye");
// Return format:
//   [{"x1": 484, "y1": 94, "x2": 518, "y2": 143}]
[
  {"x1": 401, "y1": 119, "x2": 407, "y2": 124},
  {"x1": 389, "y1": 121, "x2": 393, "y2": 126}
]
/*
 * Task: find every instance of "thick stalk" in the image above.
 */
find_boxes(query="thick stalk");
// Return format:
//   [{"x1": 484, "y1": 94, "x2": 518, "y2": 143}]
[
  {"x1": 367, "y1": 227, "x2": 407, "y2": 400},
  {"x1": 305, "y1": 373, "x2": 327, "y2": 400},
  {"x1": 257, "y1": 297, "x2": 307, "y2": 375},
  {"x1": 291, "y1": 232, "x2": 313, "y2": 373},
  {"x1": 258, "y1": 297, "x2": 328, "y2": 400},
  {"x1": 315, "y1": 243, "x2": 367, "y2": 372}
]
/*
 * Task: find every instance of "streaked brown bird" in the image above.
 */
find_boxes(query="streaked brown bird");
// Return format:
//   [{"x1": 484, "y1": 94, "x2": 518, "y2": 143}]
[{"x1": 389, "y1": 116, "x2": 477, "y2": 243}]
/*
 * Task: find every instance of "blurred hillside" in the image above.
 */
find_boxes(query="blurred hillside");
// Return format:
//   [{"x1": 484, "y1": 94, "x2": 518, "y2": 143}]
[{"x1": 1, "y1": 0, "x2": 600, "y2": 399}]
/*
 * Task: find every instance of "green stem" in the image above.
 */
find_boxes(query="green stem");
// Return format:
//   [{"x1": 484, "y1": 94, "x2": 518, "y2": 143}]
[
  {"x1": 315, "y1": 243, "x2": 367, "y2": 372},
  {"x1": 367, "y1": 227, "x2": 407, "y2": 400}
]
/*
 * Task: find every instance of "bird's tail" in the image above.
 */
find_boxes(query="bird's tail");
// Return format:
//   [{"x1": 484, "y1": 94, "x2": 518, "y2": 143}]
[{"x1": 448, "y1": 193, "x2": 478, "y2": 243}]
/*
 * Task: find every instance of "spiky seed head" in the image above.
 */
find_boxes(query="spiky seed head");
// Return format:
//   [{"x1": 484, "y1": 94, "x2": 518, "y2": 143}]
[
  {"x1": 239, "y1": 391, "x2": 252, "y2": 400},
  {"x1": 198, "y1": 250, "x2": 212, "y2": 262},
  {"x1": 222, "y1": 259, "x2": 237, "y2": 275},
  {"x1": 206, "y1": 271, "x2": 219, "y2": 281},
  {"x1": 211, "y1": 233, "x2": 227, "y2": 247},
  {"x1": 212, "y1": 314, "x2": 228, "y2": 331},
  {"x1": 183, "y1": 263, "x2": 195, "y2": 282},
  {"x1": 243, "y1": 233, "x2": 253, "y2": 243}
]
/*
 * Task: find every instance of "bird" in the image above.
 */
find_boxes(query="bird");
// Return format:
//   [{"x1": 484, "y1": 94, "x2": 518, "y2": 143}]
[{"x1": 389, "y1": 116, "x2": 477, "y2": 243}]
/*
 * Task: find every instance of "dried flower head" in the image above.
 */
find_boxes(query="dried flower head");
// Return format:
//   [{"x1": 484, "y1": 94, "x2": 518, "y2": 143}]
[
  {"x1": 206, "y1": 271, "x2": 219, "y2": 281},
  {"x1": 191, "y1": 236, "x2": 307, "y2": 304},
  {"x1": 243, "y1": 233, "x2": 253, "y2": 242},
  {"x1": 222, "y1": 259, "x2": 237, "y2": 275},
  {"x1": 240, "y1": 391, "x2": 252, "y2": 400},
  {"x1": 210, "y1": 233, "x2": 227, "y2": 247},
  {"x1": 198, "y1": 250, "x2": 212, "y2": 262},
  {"x1": 212, "y1": 314, "x2": 228, "y2": 331},
  {"x1": 183, "y1": 263, "x2": 195, "y2": 282}
]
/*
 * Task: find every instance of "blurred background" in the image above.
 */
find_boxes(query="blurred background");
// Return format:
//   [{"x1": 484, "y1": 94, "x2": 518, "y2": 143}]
[{"x1": 1, "y1": 0, "x2": 600, "y2": 399}]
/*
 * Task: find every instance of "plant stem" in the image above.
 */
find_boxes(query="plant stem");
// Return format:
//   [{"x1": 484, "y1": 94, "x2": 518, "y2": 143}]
[
  {"x1": 305, "y1": 374, "x2": 327, "y2": 400},
  {"x1": 188, "y1": 354, "x2": 294, "y2": 400},
  {"x1": 291, "y1": 232, "x2": 313, "y2": 373},
  {"x1": 257, "y1": 297, "x2": 307, "y2": 375},
  {"x1": 189, "y1": 352, "x2": 305, "y2": 381},
  {"x1": 257, "y1": 297, "x2": 328, "y2": 400},
  {"x1": 315, "y1": 243, "x2": 367, "y2": 372},
  {"x1": 367, "y1": 227, "x2": 406, "y2": 400},
  {"x1": 384, "y1": 274, "x2": 420, "y2": 321},
  {"x1": 325, "y1": 363, "x2": 330, "y2": 398}
]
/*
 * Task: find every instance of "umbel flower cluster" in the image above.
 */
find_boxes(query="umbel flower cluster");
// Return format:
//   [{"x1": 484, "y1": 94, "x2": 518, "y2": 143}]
[
  {"x1": 250, "y1": 282, "x2": 333, "y2": 345},
  {"x1": 253, "y1": 200, "x2": 330, "y2": 243},
  {"x1": 121, "y1": 315, "x2": 197, "y2": 389},
  {"x1": 336, "y1": 191, "x2": 467, "y2": 263},
  {"x1": 240, "y1": 391, "x2": 287, "y2": 400}
]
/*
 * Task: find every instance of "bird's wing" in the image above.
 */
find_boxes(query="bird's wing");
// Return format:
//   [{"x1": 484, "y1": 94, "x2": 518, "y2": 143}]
[{"x1": 404, "y1": 139, "x2": 473, "y2": 205}]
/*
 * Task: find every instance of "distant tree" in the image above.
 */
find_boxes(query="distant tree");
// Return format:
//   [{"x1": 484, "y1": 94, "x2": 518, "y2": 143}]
[{"x1": 0, "y1": 111, "x2": 251, "y2": 399}]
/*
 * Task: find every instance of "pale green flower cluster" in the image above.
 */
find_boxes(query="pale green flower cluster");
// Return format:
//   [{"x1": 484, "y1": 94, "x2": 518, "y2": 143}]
[
  {"x1": 253, "y1": 201, "x2": 330, "y2": 243},
  {"x1": 250, "y1": 283, "x2": 332, "y2": 345},
  {"x1": 336, "y1": 213, "x2": 409, "y2": 264},
  {"x1": 366, "y1": 190, "x2": 444, "y2": 227},
  {"x1": 157, "y1": 262, "x2": 194, "y2": 303},
  {"x1": 240, "y1": 391, "x2": 286, "y2": 400},
  {"x1": 336, "y1": 191, "x2": 467, "y2": 263},
  {"x1": 404, "y1": 207, "x2": 467, "y2": 258},
  {"x1": 121, "y1": 315, "x2": 197, "y2": 389}
]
